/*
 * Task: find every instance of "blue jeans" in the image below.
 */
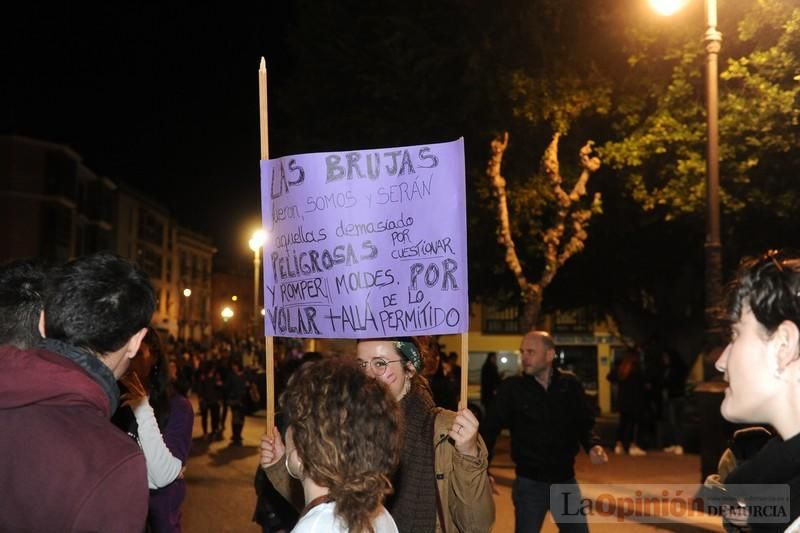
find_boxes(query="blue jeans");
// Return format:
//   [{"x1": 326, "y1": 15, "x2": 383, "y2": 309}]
[{"x1": 512, "y1": 476, "x2": 589, "y2": 533}]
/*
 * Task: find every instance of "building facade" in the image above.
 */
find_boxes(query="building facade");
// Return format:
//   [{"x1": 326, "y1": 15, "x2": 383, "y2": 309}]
[
  {"x1": 0, "y1": 135, "x2": 116, "y2": 264},
  {"x1": 1, "y1": 135, "x2": 216, "y2": 339},
  {"x1": 174, "y1": 227, "x2": 215, "y2": 340}
]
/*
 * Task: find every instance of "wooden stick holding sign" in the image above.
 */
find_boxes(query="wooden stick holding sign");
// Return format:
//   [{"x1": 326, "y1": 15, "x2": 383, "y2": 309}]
[
  {"x1": 258, "y1": 57, "x2": 275, "y2": 435},
  {"x1": 460, "y1": 332, "x2": 469, "y2": 408}
]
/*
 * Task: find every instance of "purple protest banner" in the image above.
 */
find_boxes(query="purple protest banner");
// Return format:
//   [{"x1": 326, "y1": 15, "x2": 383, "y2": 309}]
[{"x1": 259, "y1": 138, "x2": 468, "y2": 339}]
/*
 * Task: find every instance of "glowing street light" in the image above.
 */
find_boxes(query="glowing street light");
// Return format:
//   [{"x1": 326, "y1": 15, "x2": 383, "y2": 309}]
[
  {"x1": 181, "y1": 288, "x2": 192, "y2": 339},
  {"x1": 221, "y1": 306, "x2": 234, "y2": 322},
  {"x1": 648, "y1": 0, "x2": 689, "y2": 16},
  {"x1": 650, "y1": 0, "x2": 723, "y2": 340},
  {"x1": 249, "y1": 229, "x2": 268, "y2": 331},
  {"x1": 249, "y1": 229, "x2": 267, "y2": 251}
]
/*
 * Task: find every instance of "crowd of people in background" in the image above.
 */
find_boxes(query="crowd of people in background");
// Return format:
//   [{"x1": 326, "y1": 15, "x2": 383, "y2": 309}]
[{"x1": 605, "y1": 345, "x2": 690, "y2": 457}]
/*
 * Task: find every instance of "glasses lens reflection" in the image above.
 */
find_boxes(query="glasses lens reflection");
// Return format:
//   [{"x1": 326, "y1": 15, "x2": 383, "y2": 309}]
[{"x1": 359, "y1": 358, "x2": 393, "y2": 376}]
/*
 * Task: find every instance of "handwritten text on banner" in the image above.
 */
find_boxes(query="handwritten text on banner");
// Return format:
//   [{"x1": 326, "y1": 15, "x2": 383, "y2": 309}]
[{"x1": 260, "y1": 138, "x2": 468, "y2": 338}]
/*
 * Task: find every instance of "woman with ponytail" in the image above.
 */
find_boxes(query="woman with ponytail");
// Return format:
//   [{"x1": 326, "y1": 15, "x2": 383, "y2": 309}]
[{"x1": 262, "y1": 356, "x2": 401, "y2": 532}]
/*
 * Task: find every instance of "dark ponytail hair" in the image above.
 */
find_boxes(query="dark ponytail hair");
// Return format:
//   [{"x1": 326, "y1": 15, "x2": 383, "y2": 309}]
[{"x1": 142, "y1": 327, "x2": 174, "y2": 430}]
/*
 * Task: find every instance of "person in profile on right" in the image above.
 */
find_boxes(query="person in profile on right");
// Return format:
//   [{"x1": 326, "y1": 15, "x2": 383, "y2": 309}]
[{"x1": 714, "y1": 249, "x2": 800, "y2": 532}]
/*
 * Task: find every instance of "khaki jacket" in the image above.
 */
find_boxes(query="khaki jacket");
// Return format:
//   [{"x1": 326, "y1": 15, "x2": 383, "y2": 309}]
[
  {"x1": 432, "y1": 408, "x2": 495, "y2": 533},
  {"x1": 265, "y1": 408, "x2": 495, "y2": 532}
]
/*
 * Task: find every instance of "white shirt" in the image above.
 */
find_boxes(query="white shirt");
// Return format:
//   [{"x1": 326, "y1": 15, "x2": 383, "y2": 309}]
[
  {"x1": 292, "y1": 502, "x2": 398, "y2": 533},
  {"x1": 132, "y1": 399, "x2": 183, "y2": 489}
]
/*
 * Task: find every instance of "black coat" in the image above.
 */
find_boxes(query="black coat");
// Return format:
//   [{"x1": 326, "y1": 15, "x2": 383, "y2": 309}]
[
  {"x1": 483, "y1": 369, "x2": 600, "y2": 483},
  {"x1": 607, "y1": 364, "x2": 646, "y2": 416},
  {"x1": 725, "y1": 432, "x2": 800, "y2": 532}
]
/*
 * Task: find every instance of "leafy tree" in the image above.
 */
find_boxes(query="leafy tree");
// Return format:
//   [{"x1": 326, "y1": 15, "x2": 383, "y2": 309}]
[
  {"x1": 602, "y1": 0, "x2": 800, "y2": 219},
  {"x1": 567, "y1": 0, "x2": 800, "y2": 359}
]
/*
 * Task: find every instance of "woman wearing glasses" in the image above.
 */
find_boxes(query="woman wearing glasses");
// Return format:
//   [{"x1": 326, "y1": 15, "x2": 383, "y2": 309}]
[
  {"x1": 354, "y1": 337, "x2": 494, "y2": 533},
  {"x1": 261, "y1": 338, "x2": 495, "y2": 532},
  {"x1": 714, "y1": 250, "x2": 800, "y2": 531},
  {"x1": 262, "y1": 356, "x2": 402, "y2": 532}
]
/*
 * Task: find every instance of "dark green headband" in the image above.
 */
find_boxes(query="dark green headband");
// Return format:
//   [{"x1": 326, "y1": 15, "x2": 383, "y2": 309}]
[{"x1": 393, "y1": 337, "x2": 423, "y2": 372}]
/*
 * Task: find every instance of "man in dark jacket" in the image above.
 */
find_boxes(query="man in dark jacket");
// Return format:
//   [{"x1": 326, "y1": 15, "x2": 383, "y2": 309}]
[
  {"x1": 484, "y1": 330, "x2": 608, "y2": 533},
  {"x1": 0, "y1": 252, "x2": 156, "y2": 532}
]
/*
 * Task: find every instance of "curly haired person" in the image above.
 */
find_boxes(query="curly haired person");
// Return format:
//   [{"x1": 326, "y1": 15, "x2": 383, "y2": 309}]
[{"x1": 261, "y1": 356, "x2": 402, "y2": 532}]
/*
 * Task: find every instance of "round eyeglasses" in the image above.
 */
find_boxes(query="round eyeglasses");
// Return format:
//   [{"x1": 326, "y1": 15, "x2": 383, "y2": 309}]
[{"x1": 357, "y1": 357, "x2": 404, "y2": 376}]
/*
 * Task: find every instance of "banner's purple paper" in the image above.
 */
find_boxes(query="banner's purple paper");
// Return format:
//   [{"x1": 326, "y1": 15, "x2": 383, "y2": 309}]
[{"x1": 259, "y1": 138, "x2": 468, "y2": 339}]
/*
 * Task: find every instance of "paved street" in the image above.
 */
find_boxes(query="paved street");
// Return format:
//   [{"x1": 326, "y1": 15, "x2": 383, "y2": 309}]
[
  {"x1": 182, "y1": 408, "x2": 262, "y2": 533},
  {"x1": 182, "y1": 403, "x2": 723, "y2": 533}
]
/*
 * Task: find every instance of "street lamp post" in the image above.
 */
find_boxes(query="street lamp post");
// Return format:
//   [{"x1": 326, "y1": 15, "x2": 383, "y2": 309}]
[
  {"x1": 249, "y1": 230, "x2": 267, "y2": 335},
  {"x1": 651, "y1": 0, "x2": 727, "y2": 482},
  {"x1": 182, "y1": 288, "x2": 192, "y2": 340},
  {"x1": 650, "y1": 0, "x2": 723, "y2": 340},
  {"x1": 702, "y1": 0, "x2": 723, "y2": 340}
]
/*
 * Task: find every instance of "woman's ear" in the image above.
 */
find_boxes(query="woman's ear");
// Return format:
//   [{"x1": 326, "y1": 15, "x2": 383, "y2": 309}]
[
  {"x1": 774, "y1": 320, "x2": 800, "y2": 372},
  {"x1": 405, "y1": 361, "x2": 417, "y2": 377},
  {"x1": 126, "y1": 328, "x2": 148, "y2": 360}
]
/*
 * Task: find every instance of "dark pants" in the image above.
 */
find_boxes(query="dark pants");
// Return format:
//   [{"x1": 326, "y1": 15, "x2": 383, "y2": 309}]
[
  {"x1": 617, "y1": 411, "x2": 642, "y2": 450},
  {"x1": 230, "y1": 403, "x2": 245, "y2": 444},
  {"x1": 201, "y1": 401, "x2": 220, "y2": 436},
  {"x1": 221, "y1": 400, "x2": 229, "y2": 430},
  {"x1": 512, "y1": 476, "x2": 588, "y2": 533}
]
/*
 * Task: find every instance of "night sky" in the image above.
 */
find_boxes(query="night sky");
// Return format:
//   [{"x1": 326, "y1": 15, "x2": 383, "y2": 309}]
[
  {"x1": 5, "y1": 2, "x2": 557, "y2": 273},
  {"x1": 7, "y1": 4, "x2": 293, "y2": 271}
]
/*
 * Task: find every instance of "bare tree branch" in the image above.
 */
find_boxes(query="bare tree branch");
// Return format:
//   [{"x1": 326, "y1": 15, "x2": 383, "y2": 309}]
[
  {"x1": 487, "y1": 132, "x2": 534, "y2": 297},
  {"x1": 487, "y1": 131, "x2": 602, "y2": 330}
]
